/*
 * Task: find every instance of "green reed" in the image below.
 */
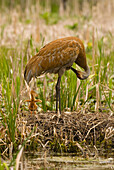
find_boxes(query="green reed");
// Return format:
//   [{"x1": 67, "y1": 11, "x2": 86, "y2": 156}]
[
  {"x1": 0, "y1": 158, "x2": 9, "y2": 170},
  {"x1": 0, "y1": 47, "x2": 21, "y2": 143},
  {"x1": 0, "y1": 33, "x2": 113, "y2": 157}
]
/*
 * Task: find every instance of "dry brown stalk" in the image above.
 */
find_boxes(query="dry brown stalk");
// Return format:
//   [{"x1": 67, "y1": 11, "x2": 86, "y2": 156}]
[
  {"x1": 92, "y1": 27, "x2": 95, "y2": 74},
  {"x1": 84, "y1": 120, "x2": 104, "y2": 139},
  {"x1": 76, "y1": 142, "x2": 84, "y2": 154},
  {"x1": 9, "y1": 142, "x2": 13, "y2": 160},
  {"x1": 95, "y1": 83, "x2": 100, "y2": 113},
  {"x1": 94, "y1": 145, "x2": 98, "y2": 158},
  {"x1": 16, "y1": 145, "x2": 24, "y2": 170},
  {"x1": 100, "y1": 83, "x2": 114, "y2": 92},
  {"x1": 105, "y1": 127, "x2": 114, "y2": 139}
]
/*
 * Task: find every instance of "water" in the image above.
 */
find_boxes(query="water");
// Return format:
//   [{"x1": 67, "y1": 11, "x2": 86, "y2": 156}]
[{"x1": 23, "y1": 152, "x2": 114, "y2": 170}]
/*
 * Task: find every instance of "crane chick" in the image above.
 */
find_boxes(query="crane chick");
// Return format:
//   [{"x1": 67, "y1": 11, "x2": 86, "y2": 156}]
[
  {"x1": 24, "y1": 37, "x2": 90, "y2": 114},
  {"x1": 24, "y1": 90, "x2": 42, "y2": 113}
]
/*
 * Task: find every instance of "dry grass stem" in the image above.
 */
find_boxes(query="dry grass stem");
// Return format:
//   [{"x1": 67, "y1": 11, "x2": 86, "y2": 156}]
[{"x1": 16, "y1": 145, "x2": 24, "y2": 170}]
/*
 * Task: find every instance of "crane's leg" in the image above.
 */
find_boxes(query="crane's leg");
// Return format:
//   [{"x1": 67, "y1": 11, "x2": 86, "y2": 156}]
[{"x1": 55, "y1": 76, "x2": 61, "y2": 114}]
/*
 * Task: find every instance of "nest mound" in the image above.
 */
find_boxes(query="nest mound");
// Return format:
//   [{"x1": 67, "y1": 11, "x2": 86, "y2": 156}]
[{"x1": 19, "y1": 110, "x2": 113, "y2": 156}]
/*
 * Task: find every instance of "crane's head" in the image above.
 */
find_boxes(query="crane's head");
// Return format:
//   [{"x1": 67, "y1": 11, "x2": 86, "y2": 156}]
[
  {"x1": 76, "y1": 65, "x2": 90, "y2": 80},
  {"x1": 71, "y1": 65, "x2": 90, "y2": 80}
]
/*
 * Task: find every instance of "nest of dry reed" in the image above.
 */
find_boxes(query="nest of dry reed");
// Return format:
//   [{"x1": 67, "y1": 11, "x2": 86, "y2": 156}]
[{"x1": 18, "y1": 110, "x2": 113, "y2": 157}]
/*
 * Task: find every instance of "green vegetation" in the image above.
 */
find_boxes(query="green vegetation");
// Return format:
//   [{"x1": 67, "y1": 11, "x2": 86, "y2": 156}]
[
  {"x1": 0, "y1": 158, "x2": 9, "y2": 170},
  {"x1": 65, "y1": 23, "x2": 78, "y2": 30},
  {"x1": 0, "y1": 0, "x2": 113, "y2": 168},
  {"x1": 40, "y1": 12, "x2": 61, "y2": 25}
]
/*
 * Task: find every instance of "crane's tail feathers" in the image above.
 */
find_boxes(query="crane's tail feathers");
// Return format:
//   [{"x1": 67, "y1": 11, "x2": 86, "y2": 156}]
[{"x1": 71, "y1": 66, "x2": 90, "y2": 80}]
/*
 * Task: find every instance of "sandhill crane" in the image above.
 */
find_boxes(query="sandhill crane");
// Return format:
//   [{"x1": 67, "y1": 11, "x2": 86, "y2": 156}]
[{"x1": 24, "y1": 37, "x2": 90, "y2": 114}]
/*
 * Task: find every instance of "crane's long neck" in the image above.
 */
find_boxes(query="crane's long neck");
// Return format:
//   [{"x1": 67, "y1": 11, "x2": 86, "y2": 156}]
[{"x1": 71, "y1": 46, "x2": 90, "y2": 80}]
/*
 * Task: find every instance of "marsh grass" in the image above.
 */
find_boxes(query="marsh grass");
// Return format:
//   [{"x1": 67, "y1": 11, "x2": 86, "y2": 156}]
[
  {"x1": 0, "y1": 47, "x2": 21, "y2": 143},
  {"x1": 0, "y1": 1, "x2": 114, "y2": 168},
  {"x1": 0, "y1": 158, "x2": 9, "y2": 170},
  {"x1": 40, "y1": 12, "x2": 61, "y2": 25},
  {"x1": 0, "y1": 31, "x2": 113, "y2": 156},
  {"x1": 0, "y1": 33, "x2": 113, "y2": 136}
]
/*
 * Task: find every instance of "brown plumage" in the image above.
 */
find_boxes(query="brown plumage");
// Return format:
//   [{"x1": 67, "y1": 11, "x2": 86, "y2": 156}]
[{"x1": 24, "y1": 37, "x2": 90, "y2": 114}]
